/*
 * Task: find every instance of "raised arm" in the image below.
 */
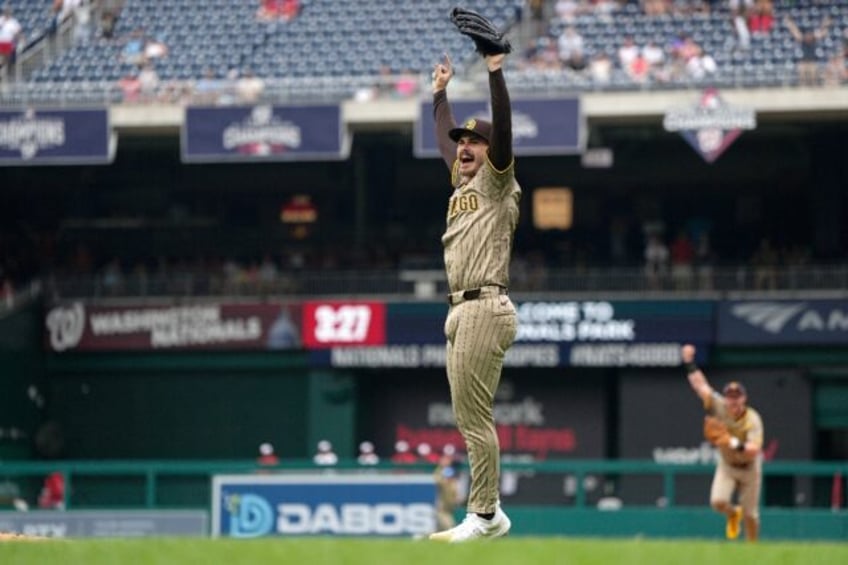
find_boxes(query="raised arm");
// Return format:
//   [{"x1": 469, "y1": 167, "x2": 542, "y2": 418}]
[
  {"x1": 432, "y1": 54, "x2": 458, "y2": 170},
  {"x1": 486, "y1": 53, "x2": 513, "y2": 172},
  {"x1": 681, "y1": 344, "x2": 713, "y2": 406},
  {"x1": 783, "y1": 16, "x2": 802, "y2": 42}
]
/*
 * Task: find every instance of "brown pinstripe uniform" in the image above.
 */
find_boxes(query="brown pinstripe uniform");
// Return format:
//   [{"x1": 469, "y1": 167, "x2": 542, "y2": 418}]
[
  {"x1": 705, "y1": 392, "x2": 764, "y2": 519},
  {"x1": 433, "y1": 69, "x2": 521, "y2": 516}
]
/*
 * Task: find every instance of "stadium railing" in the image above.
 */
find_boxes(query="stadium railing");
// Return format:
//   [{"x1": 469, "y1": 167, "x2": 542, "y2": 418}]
[
  {"x1": 0, "y1": 458, "x2": 845, "y2": 539},
  {"x1": 43, "y1": 263, "x2": 848, "y2": 299}
]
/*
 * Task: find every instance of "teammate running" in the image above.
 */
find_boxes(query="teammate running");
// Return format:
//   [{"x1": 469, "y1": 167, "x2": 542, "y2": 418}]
[{"x1": 682, "y1": 343, "x2": 764, "y2": 542}]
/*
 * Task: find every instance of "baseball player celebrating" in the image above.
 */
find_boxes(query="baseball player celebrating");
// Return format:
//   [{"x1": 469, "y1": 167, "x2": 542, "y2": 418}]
[
  {"x1": 682, "y1": 344, "x2": 764, "y2": 542},
  {"x1": 428, "y1": 9, "x2": 519, "y2": 543}
]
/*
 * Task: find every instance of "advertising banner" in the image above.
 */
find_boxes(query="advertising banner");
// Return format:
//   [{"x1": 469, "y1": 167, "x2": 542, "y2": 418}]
[
  {"x1": 182, "y1": 104, "x2": 348, "y2": 162},
  {"x1": 414, "y1": 97, "x2": 583, "y2": 158},
  {"x1": 0, "y1": 510, "x2": 207, "y2": 538},
  {"x1": 44, "y1": 302, "x2": 301, "y2": 352},
  {"x1": 211, "y1": 473, "x2": 435, "y2": 538},
  {"x1": 310, "y1": 300, "x2": 713, "y2": 368},
  {"x1": 717, "y1": 299, "x2": 848, "y2": 345},
  {"x1": 359, "y1": 371, "x2": 606, "y2": 505},
  {"x1": 0, "y1": 108, "x2": 114, "y2": 165}
]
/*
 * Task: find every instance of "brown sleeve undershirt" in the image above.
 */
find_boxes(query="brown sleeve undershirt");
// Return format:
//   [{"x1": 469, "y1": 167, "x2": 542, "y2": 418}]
[
  {"x1": 433, "y1": 89, "x2": 457, "y2": 170},
  {"x1": 487, "y1": 68, "x2": 513, "y2": 171}
]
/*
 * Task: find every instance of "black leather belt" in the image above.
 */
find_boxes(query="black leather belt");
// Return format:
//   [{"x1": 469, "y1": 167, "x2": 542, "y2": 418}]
[{"x1": 447, "y1": 286, "x2": 508, "y2": 306}]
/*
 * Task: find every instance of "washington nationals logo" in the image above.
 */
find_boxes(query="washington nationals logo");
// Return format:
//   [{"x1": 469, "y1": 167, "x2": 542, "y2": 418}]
[{"x1": 45, "y1": 303, "x2": 86, "y2": 352}]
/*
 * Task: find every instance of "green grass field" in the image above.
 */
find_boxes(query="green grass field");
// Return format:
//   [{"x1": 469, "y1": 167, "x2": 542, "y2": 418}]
[{"x1": 0, "y1": 537, "x2": 845, "y2": 565}]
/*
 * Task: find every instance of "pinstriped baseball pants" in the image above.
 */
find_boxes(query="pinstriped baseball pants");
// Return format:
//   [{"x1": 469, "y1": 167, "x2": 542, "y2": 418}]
[{"x1": 444, "y1": 293, "x2": 517, "y2": 515}]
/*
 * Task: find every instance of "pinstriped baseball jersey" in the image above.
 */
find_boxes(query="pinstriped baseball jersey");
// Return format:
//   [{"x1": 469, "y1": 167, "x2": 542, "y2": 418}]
[
  {"x1": 706, "y1": 392, "x2": 764, "y2": 466},
  {"x1": 442, "y1": 156, "x2": 521, "y2": 293}
]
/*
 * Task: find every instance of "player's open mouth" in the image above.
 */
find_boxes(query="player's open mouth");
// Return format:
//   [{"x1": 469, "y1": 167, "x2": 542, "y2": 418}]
[{"x1": 459, "y1": 152, "x2": 474, "y2": 163}]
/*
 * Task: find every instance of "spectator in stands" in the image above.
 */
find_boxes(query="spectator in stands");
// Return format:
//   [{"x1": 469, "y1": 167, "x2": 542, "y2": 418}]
[
  {"x1": 70, "y1": 0, "x2": 94, "y2": 45},
  {"x1": 747, "y1": 0, "x2": 774, "y2": 37},
  {"x1": 144, "y1": 35, "x2": 169, "y2": 62},
  {"x1": 193, "y1": 67, "x2": 223, "y2": 105},
  {"x1": 644, "y1": 233, "x2": 669, "y2": 290},
  {"x1": 617, "y1": 36, "x2": 640, "y2": 73},
  {"x1": 257, "y1": 0, "x2": 300, "y2": 22},
  {"x1": 393, "y1": 68, "x2": 419, "y2": 99},
  {"x1": 589, "y1": 52, "x2": 613, "y2": 85},
  {"x1": 785, "y1": 15, "x2": 832, "y2": 87},
  {"x1": 554, "y1": 0, "x2": 583, "y2": 24},
  {"x1": 729, "y1": 0, "x2": 752, "y2": 51},
  {"x1": 670, "y1": 230, "x2": 696, "y2": 290},
  {"x1": 118, "y1": 70, "x2": 141, "y2": 102},
  {"x1": 751, "y1": 237, "x2": 778, "y2": 290},
  {"x1": 823, "y1": 40, "x2": 847, "y2": 87},
  {"x1": 641, "y1": 0, "x2": 670, "y2": 16},
  {"x1": 626, "y1": 49, "x2": 651, "y2": 84},
  {"x1": 137, "y1": 62, "x2": 159, "y2": 102},
  {"x1": 0, "y1": 6, "x2": 24, "y2": 70},
  {"x1": 694, "y1": 231, "x2": 716, "y2": 290},
  {"x1": 120, "y1": 29, "x2": 147, "y2": 66},
  {"x1": 236, "y1": 68, "x2": 265, "y2": 104},
  {"x1": 557, "y1": 26, "x2": 584, "y2": 67},
  {"x1": 642, "y1": 40, "x2": 668, "y2": 82},
  {"x1": 594, "y1": 0, "x2": 617, "y2": 23}
]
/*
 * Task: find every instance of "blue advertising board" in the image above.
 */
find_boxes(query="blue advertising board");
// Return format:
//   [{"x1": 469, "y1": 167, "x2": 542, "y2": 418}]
[
  {"x1": 211, "y1": 473, "x2": 436, "y2": 538},
  {"x1": 308, "y1": 300, "x2": 713, "y2": 368},
  {"x1": 717, "y1": 299, "x2": 848, "y2": 345},
  {"x1": 182, "y1": 104, "x2": 349, "y2": 162},
  {"x1": 414, "y1": 97, "x2": 584, "y2": 158},
  {"x1": 0, "y1": 108, "x2": 113, "y2": 165}
]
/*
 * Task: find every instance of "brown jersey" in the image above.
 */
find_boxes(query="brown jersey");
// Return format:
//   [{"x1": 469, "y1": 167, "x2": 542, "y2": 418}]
[
  {"x1": 706, "y1": 392, "x2": 764, "y2": 466},
  {"x1": 442, "y1": 157, "x2": 520, "y2": 292}
]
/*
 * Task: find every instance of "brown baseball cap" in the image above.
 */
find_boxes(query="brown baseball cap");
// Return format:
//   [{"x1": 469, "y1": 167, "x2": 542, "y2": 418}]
[
  {"x1": 722, "y1": 381, "x2": 747, "y2": 398},
  {"x1": 449, "y1": 118, "x2": 492, "y2": 143}
]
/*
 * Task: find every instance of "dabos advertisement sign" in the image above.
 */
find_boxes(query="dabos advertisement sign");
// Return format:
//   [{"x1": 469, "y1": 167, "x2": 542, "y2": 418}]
[{"x1": 212, "y1": 474, "x2": 435, "y2": 538}]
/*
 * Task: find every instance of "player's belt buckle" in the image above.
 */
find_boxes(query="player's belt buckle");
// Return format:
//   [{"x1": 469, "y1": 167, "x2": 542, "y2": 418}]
[
  {"x1": 730, "y1": 462, "x2": 751, "y2": 469},
  {"x1": 447, "y1": 286, "x2": 507, "y2": 306}
]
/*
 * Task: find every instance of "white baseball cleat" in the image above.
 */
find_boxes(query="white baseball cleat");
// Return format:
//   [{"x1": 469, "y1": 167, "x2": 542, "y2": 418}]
[{"x1": 429, "y1": 506, "x2": 511, "y2": 542}]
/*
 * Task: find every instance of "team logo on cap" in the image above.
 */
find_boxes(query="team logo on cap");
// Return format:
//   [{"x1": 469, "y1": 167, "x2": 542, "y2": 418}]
[{"x1": 463, "y1": 119, "x2": 477, "y2": 131}]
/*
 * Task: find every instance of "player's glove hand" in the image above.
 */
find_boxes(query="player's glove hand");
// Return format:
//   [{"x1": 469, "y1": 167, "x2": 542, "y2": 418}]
[
  {"x1": 703, "y1": 415, "x2": 732, "y2": 447},
  {"x1": 450, "y1": 7, "x2": 512, "y2": 56}
]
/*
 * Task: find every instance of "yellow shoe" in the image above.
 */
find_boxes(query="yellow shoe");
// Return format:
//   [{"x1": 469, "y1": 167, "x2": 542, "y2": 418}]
[{"x1": 725, "y1": 506, "x2": 743, "y2": 540}]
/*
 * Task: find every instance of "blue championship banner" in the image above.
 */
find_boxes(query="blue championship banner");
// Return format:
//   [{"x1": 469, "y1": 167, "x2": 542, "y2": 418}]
[
  {"x1": 182, "y1": 104, "x2": 349, "y2": 162},
  {"x1": 717, "y1": 299, "x2": 848, "y2": 345},
  {"x1": 211, "y1": 474, "x2": 435, "y2": 538},
  {"x1": 414, "y1": 97, "x2": 583, "y2": 158},
  {"x1": 0, "y1": 108, "x2": 114, "y2": 165}
]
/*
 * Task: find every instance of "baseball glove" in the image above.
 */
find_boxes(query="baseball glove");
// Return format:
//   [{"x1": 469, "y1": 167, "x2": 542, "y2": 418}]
[
  {"x1": 703, "y1": 415, "x2": 731, "y2": 447},
  {"x1": 450, "y1": 7, "x2": 512, "y2": 56}
]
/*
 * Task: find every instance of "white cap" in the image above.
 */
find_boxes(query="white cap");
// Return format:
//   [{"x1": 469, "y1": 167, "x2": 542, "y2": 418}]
[
  {"x1": 359, "y1": 441, "x2": 374, "y2": 453},
  {"x1": 395, "y1": 440, "x2": 409, "y2": 452},
  {"x1": 318, "y1": 439, "x2": 332, "y2": 452},
  {"x1": 417, "y1": 442, "x2": 431, "y2": 455},
  {"x1": 259, "y1": 442, "x2": 274, "y2": 456}
]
